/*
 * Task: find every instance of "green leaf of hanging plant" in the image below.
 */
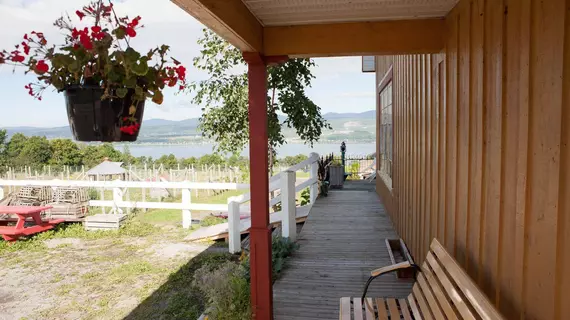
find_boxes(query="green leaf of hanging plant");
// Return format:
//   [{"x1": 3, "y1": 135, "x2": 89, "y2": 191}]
[
  {"x1": 113, "y1": 27, "x2": 126, "y2": 40},
  {"x1": 68, "y1": 60, "x2": 80, "y2": 73},
  {"x1": 135, "y1": 86, "x2": 144, "y2": 97},
  {"x1": 131, "y1": 61, "x2": 149, "y2": 76},
  {"x1": 124, "y1": 47, "x2": 140, "y2": 64},
  {"x1": 116, "y1": 88, "x2": 128, "y2": 98},
  {"x1": 152, "y1": 91, "x2": 163, "y2": 105},
  {"x1": 124, "y1": 76, "x2": 137, "y2": 88}
]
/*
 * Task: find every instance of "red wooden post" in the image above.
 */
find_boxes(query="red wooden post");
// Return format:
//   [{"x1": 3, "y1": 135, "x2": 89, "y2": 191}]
[{"x1": 243, "y1": 51, "x2": 273, "y2": 320}]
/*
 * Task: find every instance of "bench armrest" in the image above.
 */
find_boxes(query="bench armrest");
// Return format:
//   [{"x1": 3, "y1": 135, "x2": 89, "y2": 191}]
[
  {"x1": 362, "y1": 261, "x2": 420, "y2": 300},
  {"x1": 370, "y1": 261, "x2": 412, "y2": 277}
]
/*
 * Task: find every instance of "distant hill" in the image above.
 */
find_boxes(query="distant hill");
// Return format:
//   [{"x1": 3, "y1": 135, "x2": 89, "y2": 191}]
[
  {"x1": 2, "y1": 110, "x2": 376, "y2": 143},
  {"x1": 323, "y1": 110, "x2": 376, "y2": 119}
]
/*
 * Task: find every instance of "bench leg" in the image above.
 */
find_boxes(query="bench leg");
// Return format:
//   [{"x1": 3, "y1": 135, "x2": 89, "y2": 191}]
[{"x1": 2, "y1": 234, "x2": 21, "y2": 242}]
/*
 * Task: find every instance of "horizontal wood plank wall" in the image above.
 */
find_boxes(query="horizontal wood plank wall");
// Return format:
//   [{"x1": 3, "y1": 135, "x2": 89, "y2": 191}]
[{"x1": 374, "y1": 0, "x2": 569, "y2": 318}]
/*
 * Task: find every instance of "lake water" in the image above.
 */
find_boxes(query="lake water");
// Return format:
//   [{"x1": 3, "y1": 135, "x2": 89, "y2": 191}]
[{"x1": 125, "y1": 143, "x2": 376, "y2": 158}]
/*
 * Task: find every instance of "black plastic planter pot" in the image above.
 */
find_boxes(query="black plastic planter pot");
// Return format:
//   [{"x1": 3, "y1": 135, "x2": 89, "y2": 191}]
[{"x1": 64, "y1": 85, "x2": 145, "y2": 142}]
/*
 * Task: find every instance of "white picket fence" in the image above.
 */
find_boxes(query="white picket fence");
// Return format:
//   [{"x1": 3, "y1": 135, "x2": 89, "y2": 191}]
[
  {"x1": 0, "y1": 153, "x2": 320, "y2": 244},
  {"x1": 0, "y1": 179, "x2": 249, "y2": 229}
]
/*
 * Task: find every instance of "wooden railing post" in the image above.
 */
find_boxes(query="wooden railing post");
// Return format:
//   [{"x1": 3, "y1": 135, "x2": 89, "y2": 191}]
[
  {"x1": 228, "y1": 197, "x2": 241, "y2": 253},
  {"x1": 281, "y1": 170, "x2": 296, "y2": 241},
  {"x1": 310, "y1": 152, "x2": 319, "y2": 203},
  {"x1": 0, "y1": 186, "x2": 4, "y2": 200},
  {"x1": 182, "y1": 183, "x2": 192, "y2": 229}
]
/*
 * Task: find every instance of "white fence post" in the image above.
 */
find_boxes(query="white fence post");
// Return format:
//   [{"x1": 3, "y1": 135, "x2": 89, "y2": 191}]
[
  {"x1": 309, "y1": 152, "x2": 319, "y2": 203},
  {"x1": 281, "y1": 170, "x2": 296, "y2": 241},
  {"x1": 182, "y1": 184, "x2": 192, "y2": 229},
  {"x1": 0, "y1": 186, "x2": 4, "y2": 200},
  {"x1": 112, "y1": 186, "x2": 123, "y2": 215},
  {"x1": 228, "y1": 197, "x2": 241, "y2": 253}
]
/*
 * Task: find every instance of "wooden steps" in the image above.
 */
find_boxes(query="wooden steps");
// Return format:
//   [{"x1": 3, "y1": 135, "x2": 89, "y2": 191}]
[
  {"x1": 84, "y1": 214, "x2": 127, "y2": 230},
  {"x1": 186, "y1": 204, "x2": 312, "y2": 242}
]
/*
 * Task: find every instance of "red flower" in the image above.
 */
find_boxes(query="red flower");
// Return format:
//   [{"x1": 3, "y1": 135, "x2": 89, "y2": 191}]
[
  {"x1": 79, "y1": 33, "x2": 93, "y2": 50},
  {"x1": 22, "y1": 42, "x2": 30, "y2": 55},
  {"x1": 91, "y1": 26, "x2": 102, "y2": 33},
  {"x1": 76, "y1": 10, "x2": 85, "y2": 20},
  {"x1": 36, "y1": 60, "x2": 49, "y2": 74},
  {"x1": 120, "y1": 123, "x2": 139, "y2": 135},
  {"x1": 125, "y1": 27, "x2": 137, "y2": 37},
  {"x1": 129, "y1": 16, "x2": 141, "y2": 28},
  {"x1": 23, "y1": 34, "x2": 28, "y2": 40},
  {"x1": 176, "y1": 65, "x2": 186, "y2": 81},
  {"x1": 11, "y1": 55, "x2": 25, "y2": 63},
  {"x1": 179, "y1": 85, "x2": 184, "y2": 90}
]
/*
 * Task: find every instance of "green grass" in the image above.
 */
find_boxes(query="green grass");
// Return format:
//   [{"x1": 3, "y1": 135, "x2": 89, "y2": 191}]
[
  {"x1": 296, "y1": 171, "x2": 310, "y2": 178},
  {"x1": 131, "y1": 189, "x2": 245, "y2": 226}
]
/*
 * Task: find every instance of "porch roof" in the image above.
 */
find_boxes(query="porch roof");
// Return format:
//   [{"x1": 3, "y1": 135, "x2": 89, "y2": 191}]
[{"x1": 172, "y1": 0, "x2": 458, "y2": 57}]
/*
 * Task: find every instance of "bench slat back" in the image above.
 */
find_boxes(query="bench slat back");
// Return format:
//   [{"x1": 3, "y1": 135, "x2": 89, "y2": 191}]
[{"x1": 408, "y1": 239, "x2": 503, "y2": 320}]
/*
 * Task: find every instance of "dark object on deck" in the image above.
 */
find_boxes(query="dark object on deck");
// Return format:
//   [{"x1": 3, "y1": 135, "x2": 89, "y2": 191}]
[
  {"x1": 64, "y1": 85, "x2": 145, "y2": 142},
  {"x1": 385, "y1": 238, "x2": 416, "y2": 279}
]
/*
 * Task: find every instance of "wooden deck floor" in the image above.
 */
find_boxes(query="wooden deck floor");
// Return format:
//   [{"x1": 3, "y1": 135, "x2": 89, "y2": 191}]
[{"x1": 273, "y1": 181, "x2": 414, "y2": 319}]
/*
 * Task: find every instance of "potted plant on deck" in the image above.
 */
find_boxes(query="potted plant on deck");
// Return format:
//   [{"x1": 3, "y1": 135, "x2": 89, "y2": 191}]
[{"x1": 0, "y1": 1, "x2": 186, "y2": 142}]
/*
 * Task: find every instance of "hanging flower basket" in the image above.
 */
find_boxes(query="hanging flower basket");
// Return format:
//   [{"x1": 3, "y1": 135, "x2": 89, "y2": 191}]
[
  {"x1": 0, "y1": 0, "x2": 186, "y2": 142},
  {"x1": 65, "y1": 85, "x2": 145, "y2": 141}
]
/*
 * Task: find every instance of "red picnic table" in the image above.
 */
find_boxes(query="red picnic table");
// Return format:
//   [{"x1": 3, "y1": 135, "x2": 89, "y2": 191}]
[{"x1": 0, "y1": 206, "x2": 64, "y2": 242}]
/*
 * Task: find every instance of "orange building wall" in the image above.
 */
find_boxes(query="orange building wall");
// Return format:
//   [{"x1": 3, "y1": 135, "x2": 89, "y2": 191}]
[{"x1": 374, "y1": 0, "x2": 570, "y2": 319}]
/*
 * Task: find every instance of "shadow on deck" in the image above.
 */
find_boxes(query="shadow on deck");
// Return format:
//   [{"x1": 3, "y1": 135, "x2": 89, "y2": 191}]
[{"x1": 273, "y1": 180, "x2": 413, "y2": 320}]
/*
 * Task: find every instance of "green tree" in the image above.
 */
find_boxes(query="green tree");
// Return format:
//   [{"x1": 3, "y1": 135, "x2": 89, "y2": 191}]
[
  {"x1": 49, "y1": 139, "x2": 82, "y2": 167},
  {"x1": 6, "y1": 133, "x2": 28, "y2": 166},
  {"x1": 121, "y1": 145, "x2": 135, "y2": 164},
  {"x1": 155, "y1": 154, "x2": 178, "y2": 169},
  {"x1": 81, "y1": 143, "x2": 122, "y2": 168},
  {"x1": 181, "y1": 157, "x2": 197, "y2": 168},
  {"x1": 198, "y1": 154, "x2": 224, "y2": 167},
  {"x1": 0, "y1": 129, "x2": 8, "y2": 168},
  {"x1": 189, "y1": 29, "x2": 330, "y2": 172},
  {"x1": 18, "y1": 136, "x2": 53, "y2": 169}
]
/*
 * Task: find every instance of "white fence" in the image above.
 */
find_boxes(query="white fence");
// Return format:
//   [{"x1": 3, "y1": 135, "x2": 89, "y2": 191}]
[
  {"x1": 0, "y1": 179, "x2": 249, "y2": 229},
  {"x1": 0, "y1": 152, "x2": 320, "y2": 252}
]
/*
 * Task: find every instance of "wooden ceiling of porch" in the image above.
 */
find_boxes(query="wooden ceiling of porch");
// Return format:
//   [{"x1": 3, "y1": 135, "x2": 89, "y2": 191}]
[
  {"x1": 242, "y1": 0, "x2": 459, "y2": 26},
  {"x1": 172, "y1": 0, "x2": 456, "y2": 56}
]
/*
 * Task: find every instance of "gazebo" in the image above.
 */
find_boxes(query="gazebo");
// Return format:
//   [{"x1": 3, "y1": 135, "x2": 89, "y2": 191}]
[{"x1": 86, "y1": 160, "x2": 126, "y2": 181}]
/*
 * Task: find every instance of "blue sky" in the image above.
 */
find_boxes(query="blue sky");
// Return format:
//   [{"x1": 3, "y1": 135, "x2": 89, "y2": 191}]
[{"x1": 0, "y1": 0, "x2": 375, "y2": 128}]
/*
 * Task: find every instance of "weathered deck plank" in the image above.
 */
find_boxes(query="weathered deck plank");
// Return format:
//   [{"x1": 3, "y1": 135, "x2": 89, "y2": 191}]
[{"x1": 273, "y1": 182, "x2": 413, "y2": 319}]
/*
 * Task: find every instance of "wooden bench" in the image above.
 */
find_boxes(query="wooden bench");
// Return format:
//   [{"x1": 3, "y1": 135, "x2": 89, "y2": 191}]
[{"x1": 340, "y1": 238, "x2": 504, "y2": 320}]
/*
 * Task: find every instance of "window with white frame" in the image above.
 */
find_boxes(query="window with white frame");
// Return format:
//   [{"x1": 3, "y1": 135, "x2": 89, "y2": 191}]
[{"x1": 379, "y1": 81, "x2": 393, "y2": 183}]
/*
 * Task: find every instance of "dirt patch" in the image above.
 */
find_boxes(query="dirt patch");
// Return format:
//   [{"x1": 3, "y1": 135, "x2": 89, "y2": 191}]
[
  {"x1": 0, "y1": 231, "x2": 223, "y2": 320},
  {"x1": 44, "y1": 237, "x2": 84, "y2": 249}
]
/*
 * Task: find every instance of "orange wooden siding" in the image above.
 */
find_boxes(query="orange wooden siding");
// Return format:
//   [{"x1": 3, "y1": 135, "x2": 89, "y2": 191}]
[{"x1": 375, "y1": 0, "x2": 570, "y2": 319}]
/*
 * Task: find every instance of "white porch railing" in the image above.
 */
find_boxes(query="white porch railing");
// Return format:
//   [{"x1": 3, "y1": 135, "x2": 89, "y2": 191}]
[
  {"x1": 226, "y1": 152, "x2": 319, "y2": 253},
  {"x1": 0, "y1": 179, "x2": 249, "y2": 229}
]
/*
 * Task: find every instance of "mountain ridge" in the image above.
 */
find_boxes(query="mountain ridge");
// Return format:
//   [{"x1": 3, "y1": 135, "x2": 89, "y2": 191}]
[{"x1": 2, "y1": 110, "x2": 376, "y2": 143}]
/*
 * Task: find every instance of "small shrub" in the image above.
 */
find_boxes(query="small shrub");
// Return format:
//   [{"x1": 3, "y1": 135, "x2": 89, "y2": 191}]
[
  {"x1": 193, "y1": 261, "x2": 251, "y2": 320},
  {"x1": 200, "y1": 216, "x2": 227, "y2": 227},
  {"x1": 299, "y1": 188, "x2": 311, "y2": 206},
  {"x1": 241, "y1": 235, "x2": 299, "y2": 282},
  {"x1": 87, "y1": 188, "x2": 100, "y2": 200}
]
